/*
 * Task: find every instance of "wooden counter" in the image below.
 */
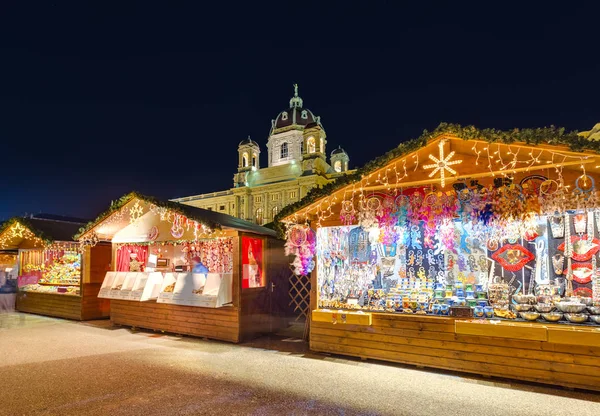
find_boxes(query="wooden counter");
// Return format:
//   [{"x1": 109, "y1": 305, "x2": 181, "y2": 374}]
[
  {"x1": 16, "y1": 283, "x2": 109, "y2": 321},
  {"x1": 310, "y1": 310, "x2": 600, "y2": 391},
  {"x1": 111, "y1": 300, "x2": 241, "y2": 343}
]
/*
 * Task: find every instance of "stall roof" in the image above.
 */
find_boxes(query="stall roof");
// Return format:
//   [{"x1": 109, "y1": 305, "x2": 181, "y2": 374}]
[
  {"x1": 76, "y1": 191, "x2": 277, "y2": 239},
  {"x1": 0, "y1": 216, "x2": 87, "y2": 249},
  {"x1": 275, "y1": 122, "x2": 600, "y2": 233}
]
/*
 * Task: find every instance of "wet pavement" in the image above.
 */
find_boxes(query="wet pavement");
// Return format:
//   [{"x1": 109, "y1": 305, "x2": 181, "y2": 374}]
[{"x1": 1, "y1": 312, "x2": 599, "y2": 416}]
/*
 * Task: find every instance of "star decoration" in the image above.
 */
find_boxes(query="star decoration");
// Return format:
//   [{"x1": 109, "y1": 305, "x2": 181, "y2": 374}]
[
  {"x1": 129, "y1": 201, "x2": 144, "y2": 223},
  {"x1": 11, "y1": 223, "x2": 28, "y2": 239},
  {"x1": 423, "y1": 139, "x2": 462, "y2": 187}
]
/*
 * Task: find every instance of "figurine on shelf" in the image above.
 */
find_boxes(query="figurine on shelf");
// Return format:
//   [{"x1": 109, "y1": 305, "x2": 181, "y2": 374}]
[{"x1": 129, "y1": 253, "x2": 142, "y2": 272}]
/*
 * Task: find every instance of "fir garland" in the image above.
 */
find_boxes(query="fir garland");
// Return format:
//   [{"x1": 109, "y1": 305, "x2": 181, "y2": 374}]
[
  {"x1": 274, "y1": 122, "x2": 594, "y2": 237},
  {"x1": 0, "y1": 217, "x2": 54, "y2": 246},
  {"x1": 75, "y1": 191, "x2": 222, "y2": 240}
]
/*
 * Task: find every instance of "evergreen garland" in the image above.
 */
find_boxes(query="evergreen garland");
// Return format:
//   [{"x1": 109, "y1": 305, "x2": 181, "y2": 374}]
[
  {"x1": 0, "y1": 217, "x2": 54, "y2": 246},
  {"x1": 274, "y1": 122, "x2": 594, "y2": 237},
  {"x1": 75, "y1": 191, "x2": 222, "y2": 240}
]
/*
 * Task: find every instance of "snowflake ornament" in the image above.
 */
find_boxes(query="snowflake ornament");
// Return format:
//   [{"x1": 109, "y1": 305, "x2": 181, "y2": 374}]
[
  {"x1": 129, "y1": 201, "x2": 144, "y2": 223},
  {"x1": 423, "y1": 139, "x2": 462, "y2": 188}
]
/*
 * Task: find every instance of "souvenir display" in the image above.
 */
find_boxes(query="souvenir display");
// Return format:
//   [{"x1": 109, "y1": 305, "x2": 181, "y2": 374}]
[
  {"x1": 303, "y1": 184, "x2": 600, "y2": 325},
  {"x1": 20, "y1": 250, "x2": 82, "y2": 296}
]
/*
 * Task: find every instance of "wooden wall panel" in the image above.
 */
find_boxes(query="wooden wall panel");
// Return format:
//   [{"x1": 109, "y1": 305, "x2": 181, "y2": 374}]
[
  {"x1": 310, "y1": 313, "x2": 600, "y2": 392},
  {"x1": 110, "y1": 300, "x2": 241, "y2": 343},
  {"x1": 16, "y1": 292, "x2": 82, "y2": 320}
]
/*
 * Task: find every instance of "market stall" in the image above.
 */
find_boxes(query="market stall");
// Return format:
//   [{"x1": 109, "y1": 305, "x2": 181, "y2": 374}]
[
  {"x1": 76, "y1": 192, "x2": 291, "y2": 343},
  {"x1": 0, "y1": 251, "x2": 18, "y2": 311},
  {"x1": 0, "y1": 216, "x2": 111, "y2": 320},
  {"x1": 277, "y1": 123, "x2": 600, "y2": 391}
]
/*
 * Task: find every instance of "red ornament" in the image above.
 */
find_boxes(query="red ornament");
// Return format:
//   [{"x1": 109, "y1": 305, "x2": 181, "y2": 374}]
[
  {"x1": 557, "y1": 236, "x2": 600, "y2": 262},
  {"x1": 524, "y1": 230, "x2": 538, "y2": 241},
  {"x1": 564, "y1": 263, "x2": 594, "y2": 284},
  {"x1": 491, "y1": 244, "x2": 535, "y2": 272}
]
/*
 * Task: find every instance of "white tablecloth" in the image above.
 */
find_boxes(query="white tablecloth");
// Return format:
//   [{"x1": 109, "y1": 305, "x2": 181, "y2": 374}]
[{"x1": 0, "y1": 294, "x2": 16, "y2": 312}]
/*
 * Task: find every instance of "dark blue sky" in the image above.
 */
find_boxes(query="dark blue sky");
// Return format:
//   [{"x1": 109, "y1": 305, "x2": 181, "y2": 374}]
[{"x1": 1, "y1": 2, "x2": 599, "y2": 220}]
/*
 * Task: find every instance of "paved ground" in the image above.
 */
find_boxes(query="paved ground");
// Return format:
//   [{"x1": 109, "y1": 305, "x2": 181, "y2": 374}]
[{"x1": 1, "y1": 313, "x2": 599, "y2": 416}]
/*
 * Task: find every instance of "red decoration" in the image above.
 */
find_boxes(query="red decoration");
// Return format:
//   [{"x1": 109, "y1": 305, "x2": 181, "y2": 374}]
[
  {"x1": 564, "y1": 263, "x2": 594, "y2": 284},
  {"x1": 558, "y1": 236, "x2": 600, "y2": 261},
  {"x1": 491, "y1": 244, "x2": 535, "y2": 272},
  {"x1": 573, "y1": 286, "x2": 593, "y2": 297},
  {"x1": 524, "y1": 230, "x2": 538, "y2": 241}
]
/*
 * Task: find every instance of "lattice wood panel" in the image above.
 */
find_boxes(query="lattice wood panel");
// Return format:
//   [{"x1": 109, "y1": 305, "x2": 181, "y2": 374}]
[{"x1": 288, "y1": 269, "x2": 310, "y2": 322}]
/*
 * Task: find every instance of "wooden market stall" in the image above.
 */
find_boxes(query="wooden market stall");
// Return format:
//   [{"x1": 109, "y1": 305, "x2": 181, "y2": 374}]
[
  {"x1": 278, "y1": 123, "x2": 600, "y2": 391},
  {"x1": 76, "y1": 192, "x2": 291, "y2": 343},
  {"x1": 0, "y1": 250, "x2": 18, "y2": 312},
  {"x1": 0, "y1": 215, "x2": 112, "y2": 320}
]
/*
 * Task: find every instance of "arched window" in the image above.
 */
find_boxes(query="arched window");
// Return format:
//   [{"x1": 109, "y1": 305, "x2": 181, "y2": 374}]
[
  {"x1": 320, "y1": 139, "x2": 324, "y2": 153},
  {"x1": 255, "y1": 208, "x2": 263, "y2": 224},
  {"x1": 280, "y1": 142, "x2": 289, "y2": 159},
  {"x1": 301, "y1": 110, "x2": 308, "y2": 119},
  {"x1": 272, "y1": 206, "x2": 279, "y2": 219},
  {"x1": 281, "y1": 111, "x2": 288, "y2": 121},
  {"x1": 334, "y1": 160, "x2": 342, "y2": 172},
  {"x1": 307, "y1": 137, "x2": 316, "y2": 153},
  {"x1": 242, "y1": 152, "x2": 249, "y2": 167},
  {"x1": 252, "y1": 153, "x2": 257, "y2": 167}
]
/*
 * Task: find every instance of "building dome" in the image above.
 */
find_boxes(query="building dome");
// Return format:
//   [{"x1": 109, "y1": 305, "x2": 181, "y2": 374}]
[
  {"x1": 239, "y1": 136, "x2": 259, "y2": 147},
  {"x1": 331, "y1": 146, "x2": 347, "y2": 156},
  {"x1": 271, "y1": 85, "x2": 323, "y2": 132}
]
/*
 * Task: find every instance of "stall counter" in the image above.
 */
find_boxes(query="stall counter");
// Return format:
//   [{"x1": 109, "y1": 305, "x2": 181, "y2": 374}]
[{"x1": 310, "y1": 310, "x2": 600, "y2": 391}]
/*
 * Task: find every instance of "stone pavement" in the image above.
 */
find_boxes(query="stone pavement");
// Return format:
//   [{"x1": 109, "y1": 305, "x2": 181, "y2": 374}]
[{"x1": 1, "y1": 312, "x2": 599, "y2": 416}]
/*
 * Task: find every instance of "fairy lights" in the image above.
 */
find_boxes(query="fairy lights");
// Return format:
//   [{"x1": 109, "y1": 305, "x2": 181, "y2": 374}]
[{"x1": 423, "y1": 139, "x2": 463, "y2": 188}]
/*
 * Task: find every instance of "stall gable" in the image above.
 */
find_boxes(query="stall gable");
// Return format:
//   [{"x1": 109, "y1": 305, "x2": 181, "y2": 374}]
[
  {"x1": 282, "y1": 135, "x2": 600, "y2": 225},
  {"x1": 0, "y1": 220, "x2": 48, "y2": 250}
]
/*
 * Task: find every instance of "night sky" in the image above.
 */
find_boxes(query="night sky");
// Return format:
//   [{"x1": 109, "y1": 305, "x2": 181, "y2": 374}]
[{"x1": 1, "y1": 2, "x2": 599, "y2": 221}]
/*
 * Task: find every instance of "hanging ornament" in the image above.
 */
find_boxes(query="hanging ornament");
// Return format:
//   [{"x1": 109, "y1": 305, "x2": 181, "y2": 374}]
[
  {"x1": 557, "y1": 236, "x2": 600, "y2": 261},
  {"x1": 491, "y1": 244, "x2": 535, "y2": 272},
  {"x1": 574, "y1": 213, "x2": 587, "y2": 234},
  {"x1": 339, "y1": 200, "x2": 356, "y2": 226},
  {"x1": 548, "y1": 215, "x2": 564, "y2": 239},
  {"x1": 129, "y1": 201, "x2": 144, "y2": 223},
  {"x1": 285, "y1": 224, "x2": 316, "y2": 276},
  {"x1": 10, "y1": 223, "x2": 28, "y2": 239},
  {"x1": 552, "y1": 254, "x2": 565, "y2": 276},
  {"x1": 148, "y1": 226, "x2": 159, "y2": 241},
  {"x1": 564, "y1": 263, "x2": 594, "y2": 284},
  {"x1": 171, "y1": 214, "x2": 184, "y2": 238},
  {"x1": 423, "y1": 139, "x2": 462, "y2": 188}
]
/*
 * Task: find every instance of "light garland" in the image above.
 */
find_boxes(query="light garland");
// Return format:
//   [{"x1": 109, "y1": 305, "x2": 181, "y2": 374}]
[{"x1": 423, "y1": 139, "x2": 462, "y2": 188}]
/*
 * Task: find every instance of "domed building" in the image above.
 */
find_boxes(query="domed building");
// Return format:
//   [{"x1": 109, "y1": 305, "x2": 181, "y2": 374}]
[{"x1": 173, "y1": 85, "x2": 352, "y2": 224}]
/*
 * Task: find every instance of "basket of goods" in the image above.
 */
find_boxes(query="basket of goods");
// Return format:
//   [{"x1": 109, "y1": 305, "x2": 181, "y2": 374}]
[
  {"x1": 449, "y1": 306, "x2": 474, "y2": 318},
  {"x1": 488, "y1": 277, "x2": 510, "y2": 309}
]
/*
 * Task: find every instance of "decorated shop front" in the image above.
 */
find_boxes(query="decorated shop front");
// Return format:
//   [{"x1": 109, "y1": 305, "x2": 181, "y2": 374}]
[
  {"x1": 0, "y1": 216, "x2": 111, "y2": 320},
  {"x1": 76, "y1": 192, "x2": 290, "y2": 343},
  {"x1": 278, "y1": 124, "x2": 600, "y2": 391},
  {"x1": 0, "y1": 251, "x2": 18, "y2": 312}
]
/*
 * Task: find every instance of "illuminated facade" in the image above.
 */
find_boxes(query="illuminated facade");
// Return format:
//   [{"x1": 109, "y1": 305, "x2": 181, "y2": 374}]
[{"x1": 172, "y1": 86, "x2": 352, "y2": 224}]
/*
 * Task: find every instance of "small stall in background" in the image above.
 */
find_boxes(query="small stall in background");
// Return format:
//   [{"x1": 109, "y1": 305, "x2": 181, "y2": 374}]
[
  {"x1": 0, "y1": 215, "x2": 111, "y2": 320},
  {"x1": 0, "y1": 250, "x2": 18, "y2": 311},
  {"x1": 76, "y1": 192, "x2": 291, "y2": 343}
]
